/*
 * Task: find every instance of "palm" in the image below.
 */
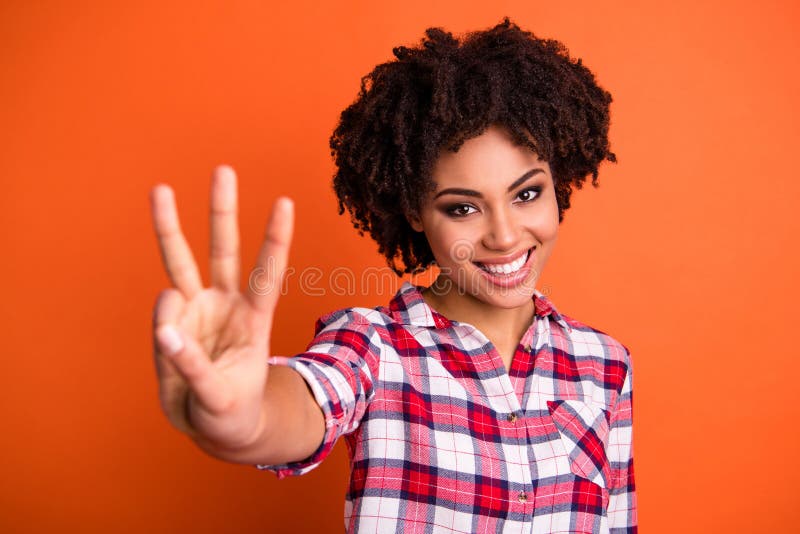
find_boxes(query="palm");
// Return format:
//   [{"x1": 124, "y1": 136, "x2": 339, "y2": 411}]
[{"x1": 150, "y1": 166, "x2": 293, "y2": 451}]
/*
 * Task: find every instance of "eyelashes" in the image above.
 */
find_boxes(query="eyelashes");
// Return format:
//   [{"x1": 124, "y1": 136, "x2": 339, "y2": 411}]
[
  {"x1": 514, "y1": 186, "x2": 542, "y2": 203},
  {"x1": 446, "y1": 204, "x2": 478, "y2": 217},
  {"x1": 443, "y1": 186, "x2": 542, "y2": 218}
]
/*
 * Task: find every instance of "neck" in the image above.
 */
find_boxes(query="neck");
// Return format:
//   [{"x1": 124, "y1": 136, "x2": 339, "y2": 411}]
[{"x1": 421, "y1": 274, "x2": 536, "y2": 345}]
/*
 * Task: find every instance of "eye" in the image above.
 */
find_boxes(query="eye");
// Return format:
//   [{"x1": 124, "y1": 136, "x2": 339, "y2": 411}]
[
  {"x1": 515, "y1": 186, "x2": 542, "y2": 203},
  {"x1": 445, "y1": 204, "x2": 478, "y2": 217}
]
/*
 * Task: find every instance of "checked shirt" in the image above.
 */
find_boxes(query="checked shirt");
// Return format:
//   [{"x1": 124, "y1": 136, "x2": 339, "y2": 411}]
[{"x1": 259, "y1": 283, "x2": 636, "y2": 533}]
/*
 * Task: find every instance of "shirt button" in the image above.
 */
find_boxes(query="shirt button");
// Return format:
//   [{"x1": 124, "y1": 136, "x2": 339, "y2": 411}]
[
  {"x1": 518, "y1": 491, "x2": 528, "y2": 503},
  {"x1": 506, "y1": 413, "x2": 517, "y2": 423}
]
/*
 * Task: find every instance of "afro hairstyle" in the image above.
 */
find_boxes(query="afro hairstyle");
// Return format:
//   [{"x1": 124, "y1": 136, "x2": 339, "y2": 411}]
[{"x1": 330, "y1": 17, "x2": 615, "y2": 274}]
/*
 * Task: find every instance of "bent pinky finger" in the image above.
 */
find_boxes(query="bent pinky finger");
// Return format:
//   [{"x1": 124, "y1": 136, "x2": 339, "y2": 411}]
[{"x1": 155, "y1": 325, "x2": 233, "y2": 415}]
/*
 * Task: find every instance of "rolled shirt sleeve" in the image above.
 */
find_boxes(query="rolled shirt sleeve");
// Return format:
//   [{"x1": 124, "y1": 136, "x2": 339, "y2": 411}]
[{"x1": 256, "y1": 309, "x2": 383, "y2": 478}]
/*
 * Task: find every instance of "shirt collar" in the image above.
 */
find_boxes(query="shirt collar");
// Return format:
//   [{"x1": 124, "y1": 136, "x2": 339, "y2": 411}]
[{"x1": 387, "y1": 281, "x2": 570, "y2": 331}]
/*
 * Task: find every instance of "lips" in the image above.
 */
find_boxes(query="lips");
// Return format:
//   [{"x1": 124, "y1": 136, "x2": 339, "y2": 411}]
[
  {"x1": 474, "y1": 248, "x2": 531, "y2": 275},
  {"x1": 473, "y1": 247, "x2": 536, "y2": 288}
]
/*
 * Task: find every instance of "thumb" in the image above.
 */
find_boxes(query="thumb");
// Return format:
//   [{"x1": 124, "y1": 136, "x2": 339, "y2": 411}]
[
  {"x1": 155, "y1": 324, "x2": 233, "y2": 415},
  {"x1": 156, "y1": 323, "x2": 185, "y2": 355}
]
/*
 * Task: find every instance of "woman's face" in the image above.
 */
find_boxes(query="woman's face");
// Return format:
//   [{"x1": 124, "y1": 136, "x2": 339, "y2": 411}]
[{"x1": 410, "y1": 125, "x2": 560, "y2": 310}]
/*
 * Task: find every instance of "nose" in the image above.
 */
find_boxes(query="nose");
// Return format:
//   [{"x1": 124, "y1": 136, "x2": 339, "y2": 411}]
[{"x1": 482, "y1": 207, "x2": 519, "y2": 252}]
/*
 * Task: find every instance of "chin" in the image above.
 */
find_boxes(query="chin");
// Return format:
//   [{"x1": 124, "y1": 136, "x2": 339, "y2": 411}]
[{"x1": 475, "y1": 285, "x2": 537, "y2": 309}]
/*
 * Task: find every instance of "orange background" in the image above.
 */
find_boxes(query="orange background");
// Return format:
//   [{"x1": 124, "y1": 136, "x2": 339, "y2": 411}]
[{"x1": 2, "y1": 0, "x2": 798, "y2": 532}]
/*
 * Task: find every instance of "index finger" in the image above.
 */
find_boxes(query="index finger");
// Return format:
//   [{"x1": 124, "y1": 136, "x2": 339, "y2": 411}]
[
  {"x1": 151, "y1": 185, "x2": 203, "y2": 297},
  {"x1": 247, "y1": 197, "x2": 294, "y2": 314}
]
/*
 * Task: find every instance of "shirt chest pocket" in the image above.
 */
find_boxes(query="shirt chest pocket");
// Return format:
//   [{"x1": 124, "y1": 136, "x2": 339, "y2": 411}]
[{"x1": 546, "y1": 399, "x2": 611, "y2": 490}]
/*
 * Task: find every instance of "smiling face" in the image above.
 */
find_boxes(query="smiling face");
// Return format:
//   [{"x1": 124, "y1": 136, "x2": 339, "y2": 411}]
[{"x1": 410, "y1": 124, "x2": 559, "y2": 312}]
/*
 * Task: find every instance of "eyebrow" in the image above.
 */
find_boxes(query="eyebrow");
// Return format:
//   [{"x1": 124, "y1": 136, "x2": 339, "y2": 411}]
[{"x1": 433, "y1": 168, "x2": 544, "y2": 200}]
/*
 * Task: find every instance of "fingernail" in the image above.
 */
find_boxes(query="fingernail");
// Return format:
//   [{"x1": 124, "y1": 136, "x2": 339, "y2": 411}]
[{"x1": 157, "y1": 325, "x2": 184, "y2": 355}]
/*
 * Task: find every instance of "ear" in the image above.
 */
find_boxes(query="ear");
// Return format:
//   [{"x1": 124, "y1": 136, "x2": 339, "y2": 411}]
[{"x1": 406, "y1": 213, "x2": 424, "y2": 233}]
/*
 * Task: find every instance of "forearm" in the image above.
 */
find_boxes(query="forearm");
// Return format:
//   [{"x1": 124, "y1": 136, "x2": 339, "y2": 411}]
[{"x1": 195, "y1": 365, "x2": 326, "y2": 465}]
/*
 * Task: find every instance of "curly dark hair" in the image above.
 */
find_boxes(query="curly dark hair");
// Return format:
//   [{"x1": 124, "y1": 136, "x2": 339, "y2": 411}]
[{"x1": 330, "y1": 17, "x2": 615, "y2": 274}]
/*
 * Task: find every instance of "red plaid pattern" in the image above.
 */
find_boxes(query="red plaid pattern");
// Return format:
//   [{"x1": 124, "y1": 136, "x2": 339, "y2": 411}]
[{"x1": 259, "y1": 283, "x2": 636, "y2": 533}]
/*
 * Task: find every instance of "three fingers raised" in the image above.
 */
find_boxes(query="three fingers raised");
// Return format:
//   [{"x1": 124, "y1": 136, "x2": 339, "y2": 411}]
[{"x1": 150, "y1": 167, "x2": 292, "y2": 412}]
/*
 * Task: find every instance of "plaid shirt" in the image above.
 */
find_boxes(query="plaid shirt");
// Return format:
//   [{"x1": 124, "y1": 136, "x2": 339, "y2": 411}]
[{"x1": 259, "y1": 283, "x2": 636, "y2": 533}]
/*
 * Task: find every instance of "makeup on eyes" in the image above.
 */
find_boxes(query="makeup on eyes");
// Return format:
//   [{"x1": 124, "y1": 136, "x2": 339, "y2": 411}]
[
  {"x1": 432, "y1": 168, "x2": 546, "y2": 200},
  {"x1": 513, "y1": 185, "x2": 542, "y2": 202},
  {"x1": 438, "y1": 180, "x2": 544, "y2": 218}
]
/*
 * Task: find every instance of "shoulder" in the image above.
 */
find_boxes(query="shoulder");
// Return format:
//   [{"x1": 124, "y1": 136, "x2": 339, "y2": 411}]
[
  {"x1": 549, "y1": 312, "x2": 635, "y2": 409},
  {"x1": 558, "y1": 312, "x2": 633, "y2": 376},
  {"x1": 313, "y1": 282, "x2": 426, "y2": 335},
  {"x1": 313, "y1": 306, "x2": 396, "y2": 335}
]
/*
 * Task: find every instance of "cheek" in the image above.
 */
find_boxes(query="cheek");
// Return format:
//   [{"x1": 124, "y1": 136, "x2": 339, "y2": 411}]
[
  {"x1": 528, "y1": 209, "x2": 559, "y2": 239},
  {"x1": 541, "y1": 219, "x2": 559, "y2": 242},
  {"x1": 536, "y1": 199, "x2": 560, "y2": 241},
  {"x1": 424, "y1": 222, "x2": 476, "y2": 265}
]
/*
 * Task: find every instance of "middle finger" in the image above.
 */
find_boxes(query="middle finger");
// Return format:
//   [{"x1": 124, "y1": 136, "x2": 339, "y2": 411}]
[{"x1": 209, "y1": 165, "x2": 240, "y2": 292}]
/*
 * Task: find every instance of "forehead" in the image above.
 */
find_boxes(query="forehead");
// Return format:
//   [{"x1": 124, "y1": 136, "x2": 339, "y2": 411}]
[{"x1": 431, "y1": 126, "x2": 549, "y2": 189}]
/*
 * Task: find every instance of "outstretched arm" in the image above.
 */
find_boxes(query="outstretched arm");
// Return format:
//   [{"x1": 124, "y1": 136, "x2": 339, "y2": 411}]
[{"x1": 150, "y1": 165, "x2": 324, "y2": 465}]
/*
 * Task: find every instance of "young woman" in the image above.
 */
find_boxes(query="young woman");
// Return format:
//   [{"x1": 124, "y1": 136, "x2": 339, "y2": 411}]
[{"x1": 150, "y1": 18, "x2": 636, "y2": 533}]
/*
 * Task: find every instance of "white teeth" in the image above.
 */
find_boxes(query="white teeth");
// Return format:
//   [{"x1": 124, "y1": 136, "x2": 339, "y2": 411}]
[{"x1": 479, "y1": 251, "x2": 528, "y2": 275}]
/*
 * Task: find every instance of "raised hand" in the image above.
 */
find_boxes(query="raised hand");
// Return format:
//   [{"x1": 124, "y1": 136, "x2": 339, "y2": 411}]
[{"x1": 150, "y1": 165, "x2": 293, "y2": 455}]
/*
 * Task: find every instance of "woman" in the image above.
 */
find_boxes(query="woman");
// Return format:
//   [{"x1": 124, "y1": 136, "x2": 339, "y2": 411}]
[{"x1": 151, "y1": 18, "x2": 636, "y2": 533}]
